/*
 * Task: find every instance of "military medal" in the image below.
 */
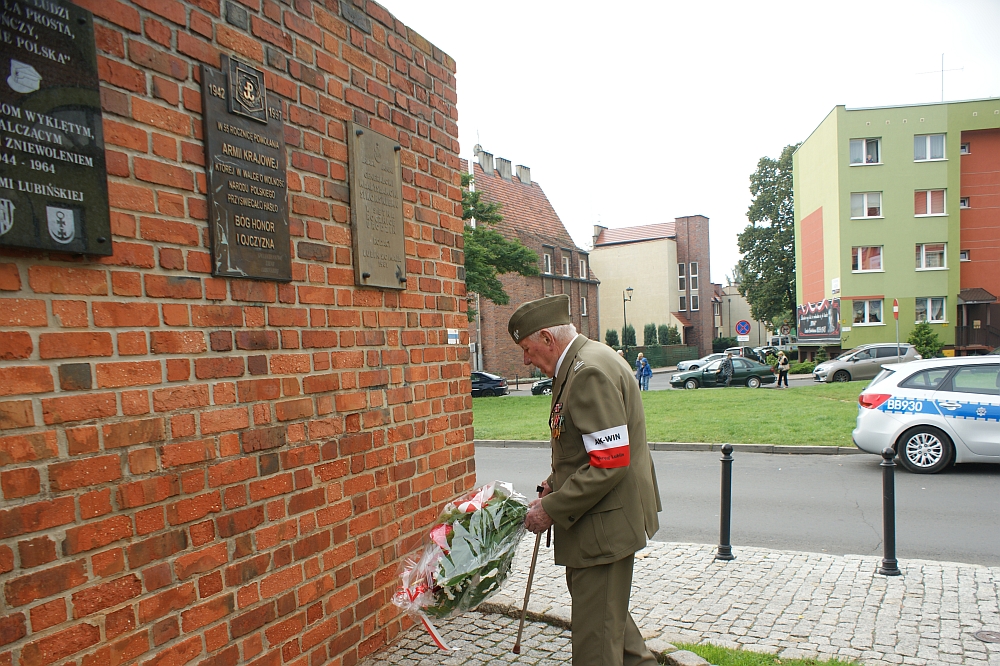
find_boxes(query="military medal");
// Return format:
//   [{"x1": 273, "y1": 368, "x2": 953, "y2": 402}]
[{"x1": 549, "y1": 403, "x2": 564, "y2": 439}]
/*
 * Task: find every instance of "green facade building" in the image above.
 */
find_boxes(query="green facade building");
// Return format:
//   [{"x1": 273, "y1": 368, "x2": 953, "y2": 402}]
[{"x1": 793, "y1": 98, "x2": 1000, "y2": 356}]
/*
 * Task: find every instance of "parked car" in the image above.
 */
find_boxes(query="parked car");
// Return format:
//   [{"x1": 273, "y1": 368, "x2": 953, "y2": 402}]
[
  {"x1": 471, "y1": 371, "x2": 509, "y2": 397},
  {"x1": 853, "y1": 356, "x2": 1000, "y2": 473},
  {"x1": 725, "y1": 346, "x2": 760, "y2": 361},
  {"x1": 814, "y1": 344, "x2": 921, "y2": 383},
  {"x1": 531, "y1": 377, "x2": 553, "y2": 395},
  {"x1": 670, "y1": 357, "x2": 776, "y2": 389},
  {"x1": 676, "y1": 353, "x2": 725, "y2": 372}
]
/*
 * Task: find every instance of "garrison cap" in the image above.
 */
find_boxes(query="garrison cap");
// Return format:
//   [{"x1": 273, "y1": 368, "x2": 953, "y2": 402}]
[{"x1": 507, "y1": 294, "x2": 571, "y2": 342}]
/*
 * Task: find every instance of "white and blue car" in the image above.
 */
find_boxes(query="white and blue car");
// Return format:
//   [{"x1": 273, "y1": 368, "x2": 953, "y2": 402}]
[{"x1": 853, "y1": 356, "x2": 1000, "y2": 473}]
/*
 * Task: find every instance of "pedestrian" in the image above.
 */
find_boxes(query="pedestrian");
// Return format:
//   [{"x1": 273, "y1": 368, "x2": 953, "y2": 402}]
[
  {"x1": 633, "y1": 352, "x2": 644, "y2": 387},
  {"x1": 718, "y1": 352, "x2": 734, "y2": 388},
  {"x1": 508, "y1": 294, "x2": 661, "y2": 666},
  {"x1": 777, "y1": 351, "x2": 790, "y2": 388},
  {"x1": 639, "y1": 356, "x2": 652, "y2": 391}
]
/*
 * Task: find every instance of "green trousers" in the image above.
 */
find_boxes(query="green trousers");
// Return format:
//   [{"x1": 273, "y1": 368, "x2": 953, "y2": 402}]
[{"x1": 564, "y1": 554, "x2": 657, "y2": 666}]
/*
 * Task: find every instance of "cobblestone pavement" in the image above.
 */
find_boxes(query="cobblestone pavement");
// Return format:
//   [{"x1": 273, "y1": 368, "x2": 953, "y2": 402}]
[{"x1": 362, "y1": 540, "x2": 1000, "y2": 666}]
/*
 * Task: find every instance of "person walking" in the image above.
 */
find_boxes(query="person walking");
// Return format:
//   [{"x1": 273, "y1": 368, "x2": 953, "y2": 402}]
[
  {"x1": 633, "y1": 352, "x2": 644, "y2": 387},
  {"x1": 718, "y1": 352, "x2": 734, "y2": 388},
  {"x1": 508, "y1": 294, "x2": 661, "y2": 666},
  {"x1": 777, "y1": 351, "x2": 790, "y2": 388},
  {"x1": 639, "y1": 357, "x2": 652, "y2": 391}
]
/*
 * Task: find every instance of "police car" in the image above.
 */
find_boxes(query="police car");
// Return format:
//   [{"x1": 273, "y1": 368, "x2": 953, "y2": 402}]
[{"x1": 853, "y1": 356, "x2": 1000, "y2": 473}]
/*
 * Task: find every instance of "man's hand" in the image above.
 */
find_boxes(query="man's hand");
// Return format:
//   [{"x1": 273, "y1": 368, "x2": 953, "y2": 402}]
[
  {"x1": 525, "y1": 498, "x2": 554, "y2": 534},
  {"x1": 537, "y1": 481, "x2": 552, "y2": 498}
]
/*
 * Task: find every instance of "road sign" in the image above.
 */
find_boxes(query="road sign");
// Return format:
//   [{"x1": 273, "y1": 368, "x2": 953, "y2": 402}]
[
  {"x1": 780, "y1": 323, "x2": 790, "y2": 336},
  {"x1": 893, "y1": 299, "x2": 899, "y2": 320},
  {"x1": 735, "y1": 320, "x2": 751, "y2": 336},
  {"x1": 737, "y1": 335, "x2": 750, "y2": 342}
]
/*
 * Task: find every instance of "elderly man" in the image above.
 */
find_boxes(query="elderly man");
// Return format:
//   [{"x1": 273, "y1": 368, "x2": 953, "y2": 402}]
[{"x1": 508, "y1": 294, "x2": 661, "y2": 666}]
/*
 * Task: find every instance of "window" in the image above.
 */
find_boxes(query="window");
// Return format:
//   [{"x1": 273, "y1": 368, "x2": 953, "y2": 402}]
[
  {"x1": 915, "y1": 243, "x2": 946, "y2": 270},
  {"x1": 580, "y1": 297, "x2": 587, "y2": 316},
  {"x1": 691, "y1": 295, "x2": 700, "y2": 311},
  {"x1": 543, "y1": 252, "x2": 552, "y2": 274},
  {"x1": 915, "y1": 297, "x2": 946, "y2": 323},
  {"x1": 960, "y1": 143, "x2": 970, "y2": 155},
  {"x1": 960, "y1": 197, "x2": 970, "y2": 208},
  {"x1": 876, "y1": 346, "x2": 904, "y2": 358},
  {"x1": 853, "y1": 299, "x2": 883, "y2": 325},
  {"x1": 851, "y1": 246, "x2": 882, "y2": 272},
  {"x1": 914, "y1": 134, "x2": 945, "y2": 161},
  {"x1": 947, "y1": 365, "x2": 1000, "y2": 396},
  {"x1": 713, "y1": 302, "x2": 721, "y2": 316},
  {"x1": 960, "y1": 250, "x2": 970, "y2": 262},
  {"x1": 900, "y1": 368, "x2": 950, "y2": 389},
  {"x1": 850, "y1": 138, "x2": 881, "y2": 164},
  {"x1": 679, "y1": 295, "x2": 687, "y2": 311},
  {"x1": 914, "y1": 190, "x2": 945, "y2": 216},
  {"x1": 543, "y1": 277, "x2": 553, "y2": 295},
  {"x1": 579, "y1": 258, "x2": 587, "y2": 278},
  {"x1": 850, "y1": 192, "x2": 882, "y2": 218},
  {"x1": 689, "y1": 263, "x2": 699, "y2": 291},
  {"x1": 678, "y1": 263, "x2": 686, "y2": 291},
  {"x1": 561, "y1": 256, "x2": 570, "y2": 276}
]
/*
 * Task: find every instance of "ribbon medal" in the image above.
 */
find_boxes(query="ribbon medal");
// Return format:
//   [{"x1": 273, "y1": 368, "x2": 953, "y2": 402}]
[{"x1": 549, "y1": 403, "x2": 565, "y2": 440}]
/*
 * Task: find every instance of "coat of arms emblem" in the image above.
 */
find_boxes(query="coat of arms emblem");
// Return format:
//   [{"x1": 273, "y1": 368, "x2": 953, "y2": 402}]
[
  {"x1": 0, "y1": 199, "x2": 13, "y2": 236},
  {"x1": 228, "y1": 57, "x2": 267, "y2": 124},
  {"x1": 47, "y1": 206, "x2": 76, "y2": 244}
]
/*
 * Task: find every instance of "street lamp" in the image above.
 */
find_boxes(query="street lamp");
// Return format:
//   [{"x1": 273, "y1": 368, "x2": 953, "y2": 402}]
[{"x1": 622, "y1": 287, "x2": 633, "y2": 352}]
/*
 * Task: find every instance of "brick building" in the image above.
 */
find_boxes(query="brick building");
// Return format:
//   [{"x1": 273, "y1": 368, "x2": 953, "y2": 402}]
[
  {"x1": 0, "y1": 2, "x2": 472, "y2": 666},
  {"x1": 590, "y1": 216, "x2": 714, "y2": 356},
  {"x1": 464, "y1": 146, "x2": 599, "y2": 380}
]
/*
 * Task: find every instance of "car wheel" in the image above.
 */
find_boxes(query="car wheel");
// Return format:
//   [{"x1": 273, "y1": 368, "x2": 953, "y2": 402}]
[
  {"x1": 896, "y1": 426, "x2": 954, "y2": 474},
  {"x1": 690, "y1": 365, "x2": 699, "y2": 370},
  {"x1": 684, "y1": 378, "x2": 699, "y2": 390},
  {"x1": 832, "y1": 370, "x2": 851, "y2": 382},
  {"x1": 541, "y1": 387, "x2": 552, "y2": 396},
  {"x1": 747, "y1": 376, "x2": 761, "y2": 389}
]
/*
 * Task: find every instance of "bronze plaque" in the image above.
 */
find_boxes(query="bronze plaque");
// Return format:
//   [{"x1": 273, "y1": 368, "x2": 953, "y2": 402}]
[
  {"x1": 348, "y1": 122, "x2": 406, "y2": 289},
  {"x1": 0, "y1": 0, "x2": 111, "y2": 255},
  {"x1": 202, "y1": 55, "x2": 290, "y2": 281}
]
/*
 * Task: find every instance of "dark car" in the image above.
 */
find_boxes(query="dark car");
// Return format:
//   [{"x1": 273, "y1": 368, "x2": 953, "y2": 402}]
[
  {"x1": 471, "y1": 371, "x2": 509, "y2": 397},
  {"x1": 530, "y1": 377, "x2": 553, "y2": 395},
  {"x1": 669, "y1": 357, "x2": 776, "y2": 389}
]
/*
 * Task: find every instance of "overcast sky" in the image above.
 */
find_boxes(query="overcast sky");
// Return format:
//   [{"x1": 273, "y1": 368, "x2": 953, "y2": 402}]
[{"x1": 390, "y1": 1, "x2": 1000, "y2": 284}]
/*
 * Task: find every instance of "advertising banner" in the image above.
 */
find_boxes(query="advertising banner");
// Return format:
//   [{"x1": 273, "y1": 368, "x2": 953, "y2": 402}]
[{"x1": 797, "y1": 298, "x2": 841, "y2": 344}]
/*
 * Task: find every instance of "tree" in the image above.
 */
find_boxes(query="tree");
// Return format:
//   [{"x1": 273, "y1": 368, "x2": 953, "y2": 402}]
[
  {"x1": 907, "y1": 322, "x2": 944, "y2": 359},
  {"x1": 662, "y1": 325, "x2": 681, "y2": 345},
  {"x1": 713, "y1": 336, "x2": 736, "y2": 353},
  {"x1": 643, "y1": 323, "x2": 658, "y2": 346},
  {"x1": 736, "y1": 144, "x2": 800, "y2": 324},
  {"x1": 461, "y1": 172, "x2": 539, "y2": 319},
  {"x1": 621, "y1": 324, "x2": 636, "y2": 348},
  {"x1": 657, "y1": 325, "x2": 670, "y2": 346},
  {"x1": 605, "y1": 329, "x2": 620, "y2": 347}
]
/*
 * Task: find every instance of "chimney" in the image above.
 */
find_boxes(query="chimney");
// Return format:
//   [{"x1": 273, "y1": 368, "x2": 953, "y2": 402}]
[
  {"x1": 593, "y1": 225, "x2": 607, "y2": 247},
  {"x1": 516, "y1": 164, "x2": 531, "y2": 185},
  {"x1": 496, "y1": 157, "x2": 512, "y2": 181},
  {"x1": 474, "y1": 144, "x2": 494, "y2": 174}
]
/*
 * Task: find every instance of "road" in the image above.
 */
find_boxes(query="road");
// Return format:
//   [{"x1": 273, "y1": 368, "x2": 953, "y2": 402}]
[
  {"x1": 507, "y1": 370, "x2": 816, "y2": 395},
  {"x1": 475, "y1": 447, "x2": 1000, "y2": 566}
]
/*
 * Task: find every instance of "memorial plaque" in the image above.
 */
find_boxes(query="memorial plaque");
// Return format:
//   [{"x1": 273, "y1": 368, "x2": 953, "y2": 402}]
[
  {"x1": 202, "y1": 55, "x2": 290, "y2": 281},
  {"x1": 348, "y1": 122, "x2": 406, "y2": 289},
  {"x1": 0, "y1": 0, "x2": 111, "y2": 255}
]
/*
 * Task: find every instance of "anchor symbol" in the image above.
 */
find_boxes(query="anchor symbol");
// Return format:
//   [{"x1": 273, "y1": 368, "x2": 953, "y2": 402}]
[{"x1": 52, "y1": 211, "x2": 70, "y2": 241}]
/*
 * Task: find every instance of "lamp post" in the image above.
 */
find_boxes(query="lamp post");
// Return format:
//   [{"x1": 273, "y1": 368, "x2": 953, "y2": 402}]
[{"x1": 622, "y1": 287, "x2": 633, "y2": 352}]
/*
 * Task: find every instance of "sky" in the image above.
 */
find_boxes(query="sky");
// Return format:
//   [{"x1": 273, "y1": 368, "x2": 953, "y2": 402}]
[{"x1": 389, "y1": 1, "x2": 1000, "y2": 284}]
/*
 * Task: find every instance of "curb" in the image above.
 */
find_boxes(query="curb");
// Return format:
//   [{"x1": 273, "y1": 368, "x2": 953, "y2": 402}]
[{"x1": 476, "y1": 440, "x2": 865, "y2": 456}]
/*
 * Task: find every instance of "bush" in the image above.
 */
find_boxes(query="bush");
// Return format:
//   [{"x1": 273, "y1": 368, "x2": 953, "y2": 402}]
[
  {"x1": 605, "y1": 329, "x2": 619, "y2": 347},
  {"x1": 657, "y1": 324, "x2": 670, "y2": 346},
  {"x1": 713, "y1": 337, "x2": 736, "y2": 353},
  {"x1": 666, "y1": 325, "x2": 681, "y2": 345},
  {"x1": 622, "y1": 324, "x2": 636, "y2": 347},
  {"x1": 643, "y1": 323, "x2": 659, "y2": 346},
  {"x1": 789, "y1": 361, "x2": 815, "y2": 374},
  {"x1": 908, "y1": 322, "x2": 944, "y2": 359},
  {"x1": 815, "y1": 347, "x2": 828, "y2": 363}
]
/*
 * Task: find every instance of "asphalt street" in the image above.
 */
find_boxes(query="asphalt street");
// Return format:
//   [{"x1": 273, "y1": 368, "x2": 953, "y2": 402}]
[
  {"x1": 506, "y1": 369, "x2": 815, "y2": 395},
  {"x1": 475, "y1": 447, "x2": 1000, "y2": 567}
]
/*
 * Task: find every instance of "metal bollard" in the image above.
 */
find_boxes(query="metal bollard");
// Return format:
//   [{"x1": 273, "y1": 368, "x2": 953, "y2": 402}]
[
  {"x1": 715, "y1": 443, "x2": 735, "y2": 561},
  {"x1": 877, "y1": 447, "x2": 901, "y2": 576}
]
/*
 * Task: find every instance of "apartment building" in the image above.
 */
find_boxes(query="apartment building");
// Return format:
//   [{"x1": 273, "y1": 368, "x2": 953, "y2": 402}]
[{"x1": 793, "y1": 98, "x2": 1000, "y2": 356}]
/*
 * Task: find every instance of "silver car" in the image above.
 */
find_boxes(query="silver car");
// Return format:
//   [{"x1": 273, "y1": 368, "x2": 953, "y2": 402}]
[
  {"x1": 814, "y1": 344, "x2": 921, "y2": 383},
  {"x1": 676, "y1": 353, "x2": 725, "y2": 372}
]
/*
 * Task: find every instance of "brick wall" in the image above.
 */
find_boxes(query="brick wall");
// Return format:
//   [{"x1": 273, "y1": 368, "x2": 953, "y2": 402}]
[
  {"x1": 0, "y1": 2, "x2": 473, "y2": 666},
  {"x1": 674, "y1": 215, "x2": 712, "y2": 356}
]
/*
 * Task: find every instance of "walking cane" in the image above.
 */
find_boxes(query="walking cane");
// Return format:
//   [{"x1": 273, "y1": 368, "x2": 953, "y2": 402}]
[{"x1": 513, "y1": 486, "x2": 548, "y2": 654}]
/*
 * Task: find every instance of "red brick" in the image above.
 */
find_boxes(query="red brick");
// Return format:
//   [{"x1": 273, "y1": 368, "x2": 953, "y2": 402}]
[
  {"x1": 74, "y1": 0, "x2": 141, "y2": 32},
  {"x1": 67, "y1": 427, "x2": 99, "y2": 455},
  {"x1": 190, "y1": 305, "x2": 243, "y2": 326},
  {"x1": 38, "y1": 332, "x2": 113, "y2": 359},
  {"x1": 29, "y1": 599, "x2": 65, "y2": 632},
  {"x1": 145, "y1": 275, "x2": 202, "y2": 299},
  {"x1": 153, "y1": 384, "x2": 210, "y2": 411},
  {"x1": 28, "y1": 266, "x2": 107, "y2": 295},
  {"x1": 200, "y1": 407, "x2": 249, "y2": 434},
  {"x1": 142, "y1": 635, "x2": 201, "y2": 666},
  {"x1": 138, "y1": 583, "x2": 196, "y2": 623},
  {"x1": 98, "y1": 55, "x2": 145, "y2": 92},
  {"x1": 249, "y1": 473, "x2": 292, "y2": 502},
  {"x1": 103, "y1": 417, "x2": 165, "y2": 448},
  {"x1": 19, "y1": 622, "x2": 100, "y2": 666},
  {"x1": 0, "y1": 401, "x2": 34, "y2": 430},
  {"x1": 63, "y1": 515, "x2": 133, "y2": 555},
  {"x1": 180, "y1": 594, "x2": 233, "y2": 632},
  {"x1": 0, "y1": 264, "x2": 20, "y2": 290},
  {"x1": 71, "y1": 574, "x2": 141, "y2": 618},
  {"x1": 118, "y1": 331, "x2": 148, "y2": 356},
  {"x1": 0, "y1": 332, "x2": 32, "y2": 360},
  {"x1": 80, "y1": 488, "x2": 112, "y2": 518},
  {"x1": 0, "y1": 468, "x2": 39, "y2": 499},
  {"x1": 48, "y1": 454, "x2": 122, "y2": 491},
  {"x1": 52, "y1": 300, "x2": 90, "y2": 327},
  {"x1": 230, "y1": 603, "x2": 275, "y2": 638},
  {"x1": 140, "y1": 217, "x2": 201, "y2": 246},
  {"x1": 134, "y1": 157, "x2": 194, "y2": 190},
  {"x1": 91, "y1": 548, "x2": 125, "y2": 577},
  {"x1": 118, "y1": 475, "x2": 180, "y2": 509},
  {"x1": 173, "y1": 542, "x2": 226, "y2": 579},
  {"x1": 129, "y1": 40, "x2": 187, "y2": 79},
  {"x1": 194, "y1": 357, "x2": 244, "y2": 379},
  {"x1": 131, "y1": 98, "x2": 192, "y2": 135},
  {"x1": 42, "y1": 393, "x2": 116, "y2": 424},
  {"x1": 17, "y1": 537, "x2": 55, "y2": 568},
  {"x1": 0, "y1": 299, "x2": 47, "y2": 326},
  {"x1": 93, "y1": 302, "x2": 160, "y2": 327},
  {"x1": 150, "y1": 331, "x2": 206, "y2": 354},
  {"x1": 0, "y1": 367, "x2": 53, "y2": 397},
  {"x1": 96, "y1": 361, "x2": 162, "y2": 388},
  {"x1": 126, "y1": 529, "x2": 187, "y2": 569},
  {"x1": 161, "y1": 439, "x2": 215, "y2": 468},
  {"x1": 0, "y1": 431, "x2": 58, "y2": 466},
  {"x1": 4, "y1": 560, "x2": 87, "y2": 606}
]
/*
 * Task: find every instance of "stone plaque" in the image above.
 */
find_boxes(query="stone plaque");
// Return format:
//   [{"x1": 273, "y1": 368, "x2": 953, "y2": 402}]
[
  {"x1": 202, "y1": 55, "x2": 290, "y2": 281},
  {"x1": 348, "y1": 122, "x2": 406, "y2": 289},
  {"x1": 0, "y1": 0, "x2": 110, "y2": 255}
]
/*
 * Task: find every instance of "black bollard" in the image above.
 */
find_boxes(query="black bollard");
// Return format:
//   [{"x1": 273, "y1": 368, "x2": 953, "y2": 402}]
[
  {"x1": 715, "y1": 443, "x2": 735, "y2": 561},
  {"x1": 877, "y1": 447, "x2": 901, "y2": 576}
]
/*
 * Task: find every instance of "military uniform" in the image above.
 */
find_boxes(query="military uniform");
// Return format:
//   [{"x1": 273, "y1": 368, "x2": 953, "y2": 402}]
[{"x1": 508, "y1": 295, "x2": 661, "y2": 666}]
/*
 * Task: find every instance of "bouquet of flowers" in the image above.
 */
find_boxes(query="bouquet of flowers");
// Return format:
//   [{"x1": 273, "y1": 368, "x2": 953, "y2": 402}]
[{"x1": 393, "y1": 481, "x2": 528, "y2": 648}]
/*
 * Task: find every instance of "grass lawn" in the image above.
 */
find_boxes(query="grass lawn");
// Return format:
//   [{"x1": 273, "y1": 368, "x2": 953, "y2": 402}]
[
  {"x1": 473, "y1": 383, "x2": 864, "y2": 446},
  {"x1": 672, "y1": 642, "x2": 860, "y2": 666}
]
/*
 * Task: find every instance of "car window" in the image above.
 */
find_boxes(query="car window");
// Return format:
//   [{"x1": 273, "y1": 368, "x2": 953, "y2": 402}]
[
  {"x1": 899, "y1": 368, "x2": 951, "y2": 390},
  {"x1": 876, "y1": 346, "x2": 905, "y2": 358},
  {"x1": 869, "y1": 368, "x2": 896, "y2": 387},
  {"x1": 706, "y1": 360, "x2": 722, "y2": 371},
  {"x1": 943, "y1": 365, "x2": 1000, "y2": 396},
  {"x1": 853, "y1": 349, "x2": 874, "y2": 361},
  {"x1": 735, "y1": 359, "x2": 752, "y2": 369}
]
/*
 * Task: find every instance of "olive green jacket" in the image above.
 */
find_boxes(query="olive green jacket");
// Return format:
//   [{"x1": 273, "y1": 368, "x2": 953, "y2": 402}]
[{"x1": 540, "y1": 336, "x2": 661, "y2": 568}]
